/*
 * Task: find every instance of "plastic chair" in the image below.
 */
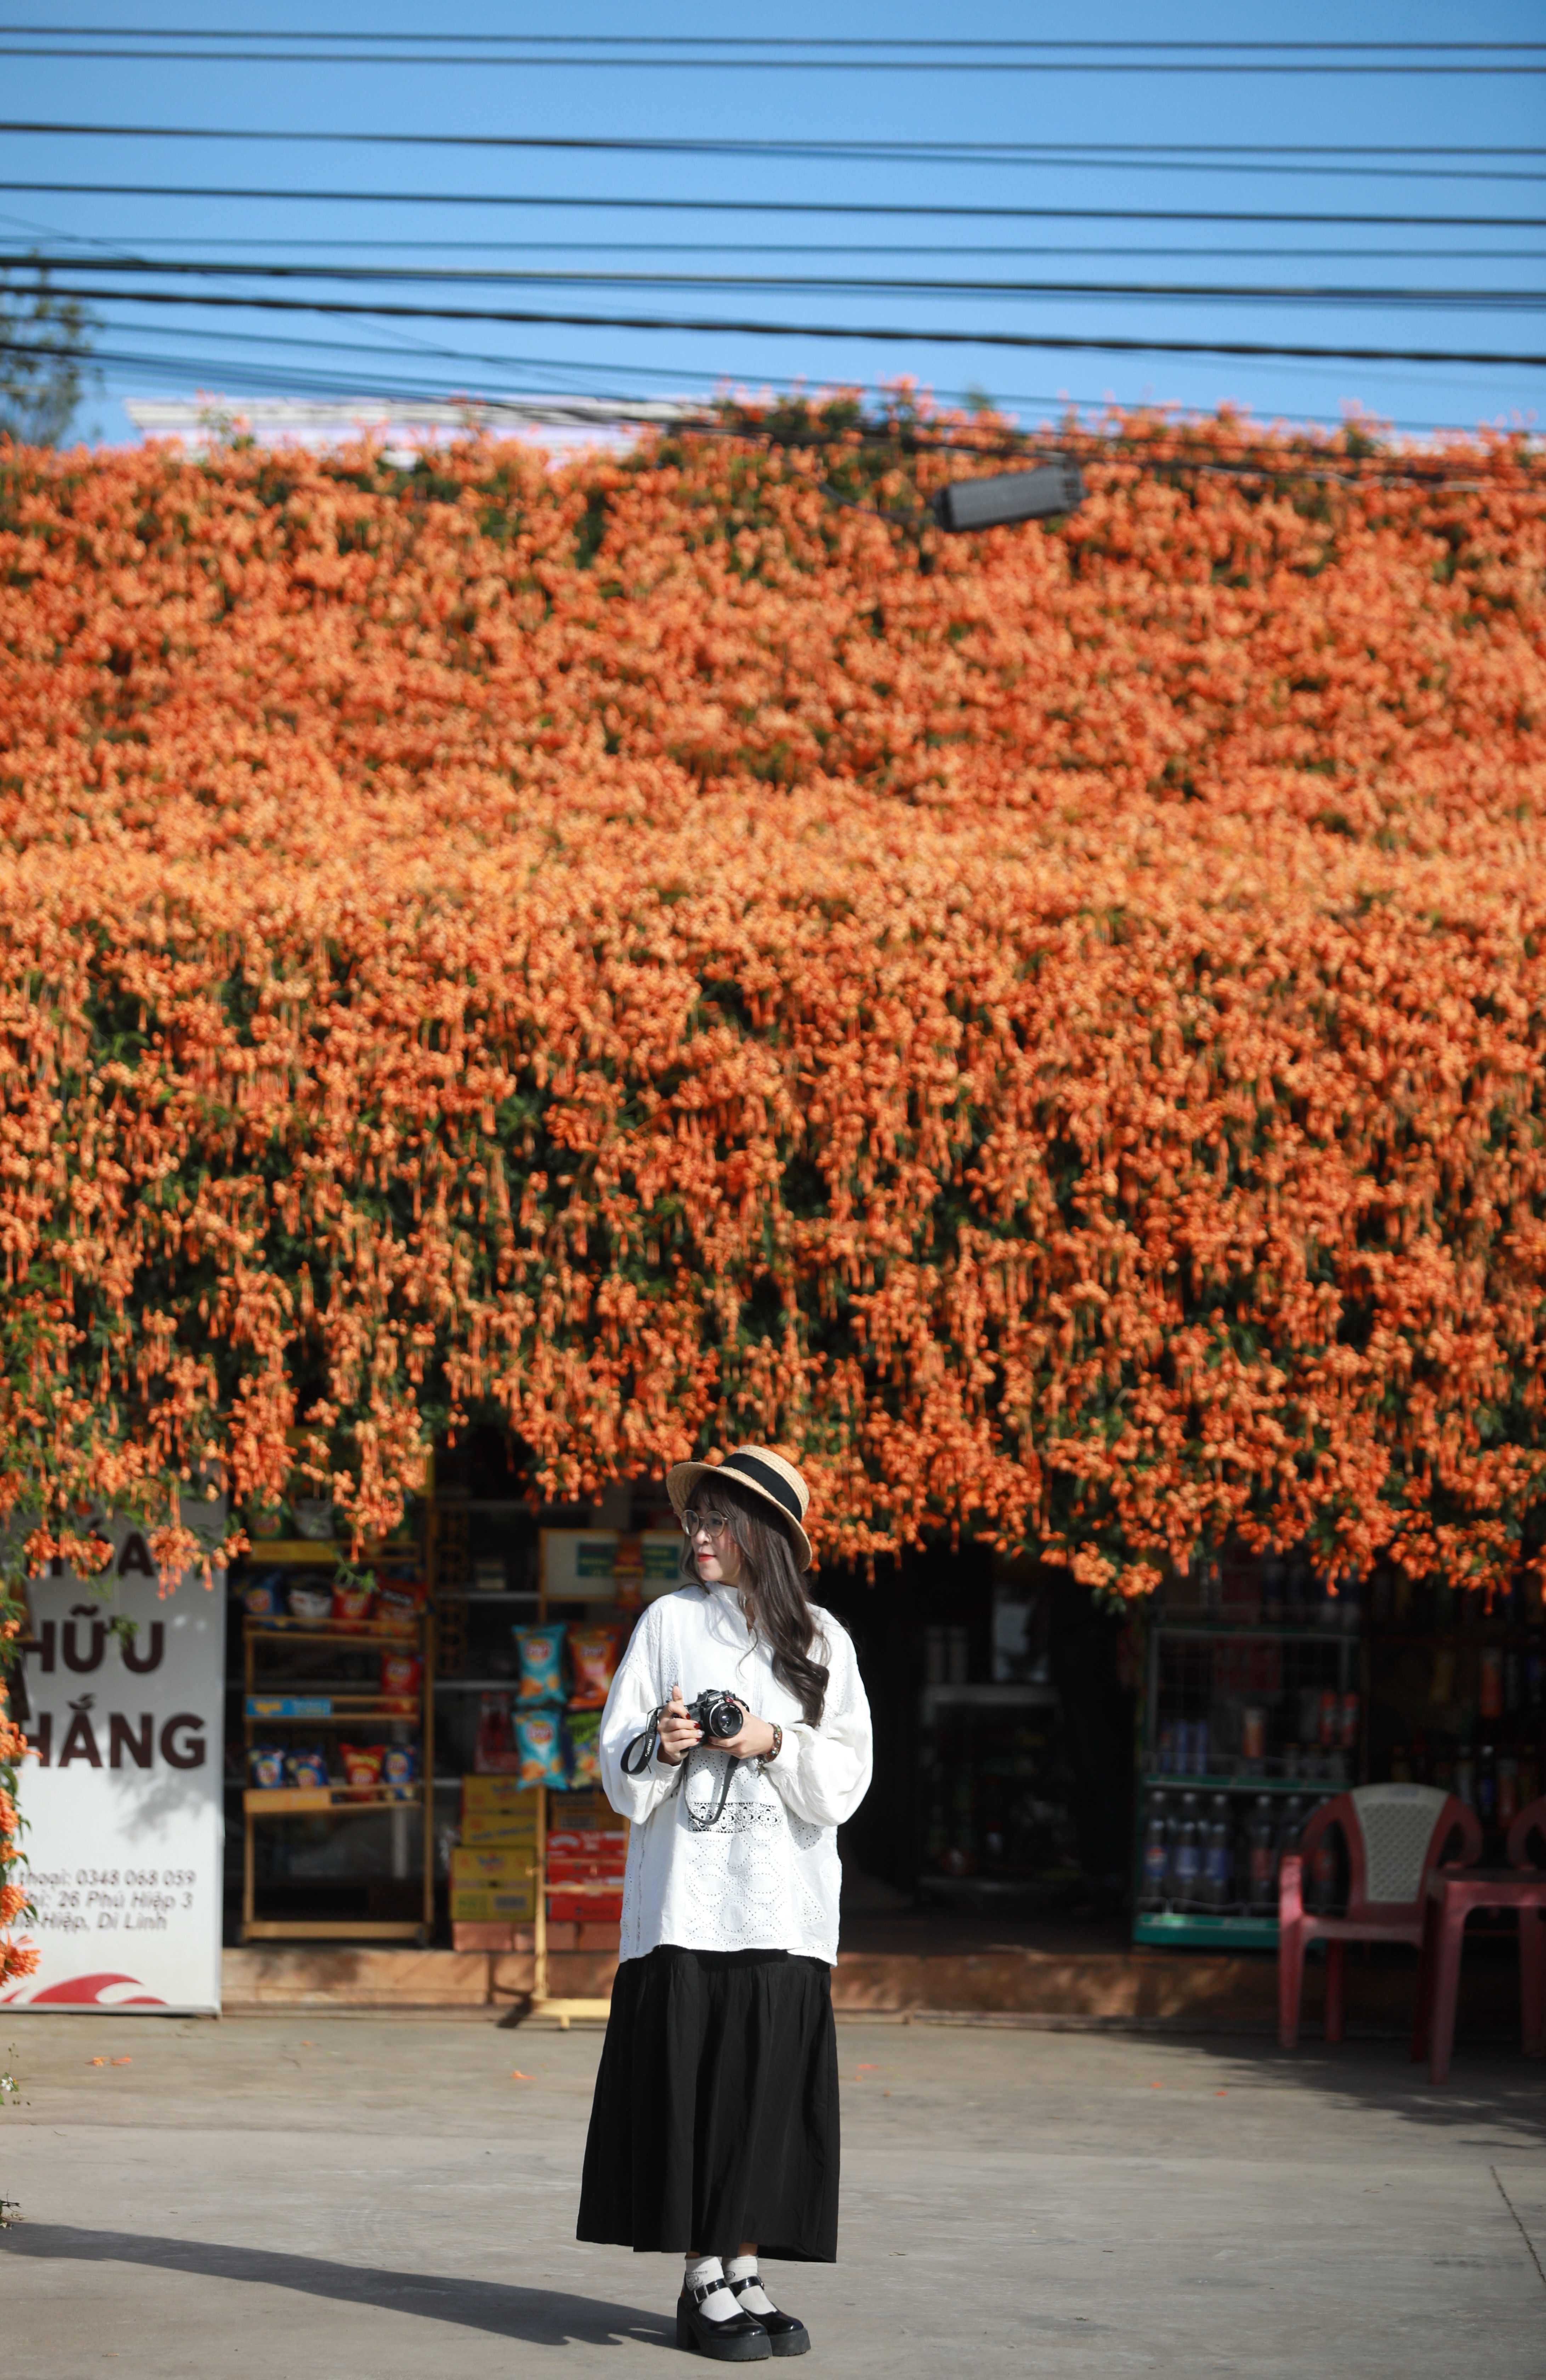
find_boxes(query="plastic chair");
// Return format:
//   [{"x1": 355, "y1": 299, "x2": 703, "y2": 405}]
[
  {"x1": 1408, "y1": 1795, "x2": 1546, "y2": 2080},
  {"x1": 1507, "y1": 1794, "x2": 1546, "y2": 2059},
  {"x1": 1278, "y1": 1785, "x2": 1482, "y2": 2048}
]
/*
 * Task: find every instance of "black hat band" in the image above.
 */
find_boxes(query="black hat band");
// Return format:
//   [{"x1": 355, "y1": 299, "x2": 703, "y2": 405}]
[{"x1": 717, "y1": 1453, "x2": 803, "y2": 1527}]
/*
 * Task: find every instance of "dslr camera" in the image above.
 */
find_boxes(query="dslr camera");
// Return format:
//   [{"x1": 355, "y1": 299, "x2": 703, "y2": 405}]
[{"x1": 684, "y1": 1688, "x2": 745, "y2": 1741}]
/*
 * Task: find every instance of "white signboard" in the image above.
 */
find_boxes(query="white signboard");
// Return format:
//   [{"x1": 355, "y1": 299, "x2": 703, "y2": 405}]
[{"x1": 5, "y1": 1511, "x2": 226, "y2": 2014}]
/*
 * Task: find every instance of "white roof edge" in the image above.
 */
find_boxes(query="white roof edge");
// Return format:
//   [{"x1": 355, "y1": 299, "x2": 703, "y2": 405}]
[{"x1": 122, "y1": 394, "x2": 695, "y2": 432}]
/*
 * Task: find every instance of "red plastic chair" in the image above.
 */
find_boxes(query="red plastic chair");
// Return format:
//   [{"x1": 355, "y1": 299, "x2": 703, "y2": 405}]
[
  {"x1": 1408, "y1": 1794, "x2": 1546, "y2": 2080},
  {"x1": 1507, "y1": 1794, "x2": 1546, "y2": 2059},
  {"x1": 1278, "y1": 1785, "x2": 1482, "y2": 2048}
]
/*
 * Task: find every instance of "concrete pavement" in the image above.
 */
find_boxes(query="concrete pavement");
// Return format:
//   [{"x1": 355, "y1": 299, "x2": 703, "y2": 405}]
[{"x1": 2, "y1": 2009, "x2": 1543, "y2": 2375}]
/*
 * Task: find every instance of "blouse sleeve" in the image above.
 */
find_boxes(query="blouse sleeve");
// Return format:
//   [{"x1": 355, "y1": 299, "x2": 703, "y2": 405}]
[
  {"x1": 598, "y1": 1603, "x2": 680, "y2": 1828},
  {"x1": 761, "y1": 1616, "x2": 873, "y2": 1830}
]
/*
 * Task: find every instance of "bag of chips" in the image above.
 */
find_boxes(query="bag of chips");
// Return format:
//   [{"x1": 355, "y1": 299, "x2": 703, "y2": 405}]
[
  {"x1": 285, "y1": 1747, "x2": 330, "y2": 1790},
  {"x1": 381, "y1": 1742, "x2": 419, "y2": 1797},
  {"x1": 516, "y1": 1711, "x2": 566, "y2": 1787},
  {"x1": 287, "y1": 1582, "x2": 332, "y2": 1626},
  {"x1": 513, "y1": 1625, "x2": 567, "y2": 1704},
  {"x1": 243, "y1": 1572, "x2": 283, "y2": 1619},
  {"x1": 565, "y1": 1710, "x2": 602, "y2": 1788},
  {"x1": 338, "y1": 1742, "x2": 385, "y2": 1796},
  {"x1": 378, "y1": 1579, "x2": 426, "y2": 1635},
  {"x1": 332, "y1": 1574, "x2": 375, "y2": 1625},
  {"x1": 568, "y1": 1626, "x2": 620, "y2": 1710},
  {"x1": 248, "y1": 1745, "x2": 286, "y2": 1789},
  {"x1": 380, "y1": 1650, "x2": 422, "y2": 1698}
]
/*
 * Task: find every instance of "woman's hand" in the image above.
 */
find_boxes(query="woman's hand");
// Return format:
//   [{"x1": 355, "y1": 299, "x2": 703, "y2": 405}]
[
  {"x1": 655, "y1": 1684, "x2": 701, "y2": 1767},
  {"x1": 704, "y1": 1697, "x2": 778, "y2": 1762}
]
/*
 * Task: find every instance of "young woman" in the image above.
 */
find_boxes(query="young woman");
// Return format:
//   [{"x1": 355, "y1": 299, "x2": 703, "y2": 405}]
[{"x1": 578, "y1": 1446, "x2": 873, "y2": 2362}]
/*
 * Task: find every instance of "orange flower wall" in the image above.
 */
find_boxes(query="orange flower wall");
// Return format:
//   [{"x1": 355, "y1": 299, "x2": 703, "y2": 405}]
[{"x1": 1, "y1": 411, "x2": 1544, "y2": 1596}]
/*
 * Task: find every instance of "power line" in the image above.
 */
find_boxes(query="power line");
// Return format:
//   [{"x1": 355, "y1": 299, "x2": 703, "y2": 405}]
[
  {"x1": 6, "y1": 179, "x2": 1545, "y2": 232},
  {"x1": 18, "y1": 313, "x2": 1530, "y2": 438},
  {"x1": 21, "y1": 232, "x2": 1542, "y2": 265},
  {"x1": 10, "y1": 254, "x2": 1540, "y2": 311},
  {"x1": 6, "y1": 39, "x2": 1546, "y2": 72},
  {"x1": 5, "y1": 127, "x2": 1545, "y2": 189},
  {"x1": 10, "y1": 332, "x2": 1539, "y2": 472},
  {"x1": 22, "y1": 277, "x2": 1546, "y2": 368},
  {"x1": 9, "y1": 28, "x2": 1546, "y2": 51}
]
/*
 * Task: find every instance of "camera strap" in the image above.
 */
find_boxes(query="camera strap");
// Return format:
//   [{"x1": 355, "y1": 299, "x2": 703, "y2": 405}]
[{"x1": 620, "y1": 1706, "x2": 740, "y2": 1829}]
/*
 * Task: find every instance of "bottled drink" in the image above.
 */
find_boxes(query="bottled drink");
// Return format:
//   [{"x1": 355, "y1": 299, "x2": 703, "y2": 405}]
[
  {"x1": 1140, "y1": 1794, "x2": 1170, "y2": 1910},
  {"x1": 1204, "y1": 1795, "x2": 1233, "y2": 1912},
  {"x1": 1278, "y1": 1794, "x2": 1306, "y2": 1898},
  {"x1": 1308, "y1": 1799, "x2": 1340, "y2": 1913},
  {"x1": 1478, "y1": 1748, "x2": 1497, "y2": 1824},
  {"x1": 1245, "y1": 1796, "x2": 1278, "y2": 1915},
  {"x1": 1169, "y1": 1792, "x2": 1202, "y2": 1910}
]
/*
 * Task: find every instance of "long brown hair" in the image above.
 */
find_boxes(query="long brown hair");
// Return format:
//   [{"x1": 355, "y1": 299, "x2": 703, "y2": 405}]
[{"x1": 679, "y1": 1472, "x2": 830, "y2": 1724}]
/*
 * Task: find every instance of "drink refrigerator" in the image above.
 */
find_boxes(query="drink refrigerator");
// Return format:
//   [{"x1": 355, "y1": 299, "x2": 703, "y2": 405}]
[{"x1": 1132, "y1": 1561, "x2": 1364, "y2": 1949}]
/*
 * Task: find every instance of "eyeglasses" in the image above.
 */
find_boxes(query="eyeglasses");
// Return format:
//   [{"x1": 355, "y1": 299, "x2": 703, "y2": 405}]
[{"x1": 682, "y1": 1509, "x2": 731, "y2": 1540}]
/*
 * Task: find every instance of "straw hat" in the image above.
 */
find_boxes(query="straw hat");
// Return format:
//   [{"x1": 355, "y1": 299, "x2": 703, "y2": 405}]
[{"x1": 666, "y1": 1446, "x2": 813, "y2": 1572}]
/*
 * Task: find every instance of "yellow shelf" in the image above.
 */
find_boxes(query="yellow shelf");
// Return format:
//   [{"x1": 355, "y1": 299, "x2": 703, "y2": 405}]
[
  {"x1": 240, "y1": 1919, "x2": 427, "y2": 1942},
  {"x1": 244, "y1": 1787, "x2": 422, "y2": 1815},
  {"x1": 243, "y1": 1539, "x2": 419, "y2": 1565}
]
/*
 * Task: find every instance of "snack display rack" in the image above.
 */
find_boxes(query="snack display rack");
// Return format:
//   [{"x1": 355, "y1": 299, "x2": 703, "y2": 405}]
[
  {"x1": 240, "y1": 1606, "x2": 435, "y2": 1942},
  {"x1": 525, "y1": 1532, "x2": 657, "y2": 2025}
]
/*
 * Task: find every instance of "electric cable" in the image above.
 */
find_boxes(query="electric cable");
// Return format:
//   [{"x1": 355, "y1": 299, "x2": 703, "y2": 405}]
[
  {"x1": 5, "y1": 40, "x2": 1546, "y2": 72},
  {"x1": 9, "y1": 28, "x2": 1546, "y2": 51},
  {"x1": 10, "y1": 315, "x2": 1533, "y2": 440},
  {"x1": 5, "y1": 179, "x2": 1544, "y2": 231},
  {"x1": 17, "y1": 230, "x2": 1542, "y2": 264},
  {"x1": 7, "y1": 255, "x2": 1539, "y2": 310},
  {"x1": 4, "y1": 126, "x2": 1544, "y2": 187},
  {"x1": 17, "y1": 278, "x2": 1546, "y2": 368}
]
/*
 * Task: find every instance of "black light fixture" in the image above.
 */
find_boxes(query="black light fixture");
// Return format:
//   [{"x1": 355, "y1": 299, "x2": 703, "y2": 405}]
[{"x1": 932, "y1": 455, "x2": 1084, "y2": 534}]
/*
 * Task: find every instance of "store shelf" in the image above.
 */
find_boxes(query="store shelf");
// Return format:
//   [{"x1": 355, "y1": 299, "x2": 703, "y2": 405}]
[
  {"x1": 243, "y1": 1620, "x2": 419, "y2": 1644},
  {"x1": 435, "y1": 1591, "x2": 539, "y2": 1605},
  {"x1": 920, "y1": 1683, "x2": 1058, "y2": 1721},
  {"x1": 241, "y1": 1918, "x2": 427, "y2": 1942},
  {"x1": 246, "y1": 1704, "x2": 417, "y2": 1724},
  {"x1": 244, "y1": 1787, "x2": 422, "y2": 1815},
  {"x1": 433, "y1": 1677, "x2": 529, "y2": 1692},
  {"x1": 1142, "y1": 1773, "x2": 1345, "y2": 1795},
  {"x1": 1150, "y1": 1622, "x2": 1355, "y2": 1642},
  {"x1": 243, "y1": 1603, "x2": 434, "y2": 1943},
  {"x1": 1134, "y1": 1912, "x2": 1279, "y2": 1948},
  {"x1": 243, "y1": 1540, "x2": 418, "y2": 1565}
]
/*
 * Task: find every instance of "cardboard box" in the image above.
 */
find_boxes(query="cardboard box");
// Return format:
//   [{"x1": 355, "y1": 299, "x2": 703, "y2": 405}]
[
  {"x1": 461, "y1": 1776, "x2": 539, "y2": 1818},
  {"x1": 450, "y1": 1880, "x2": 537, "y2": 1924},
  {"x1": 547, "y1": 1829, "x2": 626, "y2": 1862},
  {"x1": 460, "y1": 1778, "x2": 539, "y2": 1842},
  {"x1": 461, "y1": 1808, "x2": 540, "y2": 1846},
  {"x1": 548, "y1": 1889, "x2": 623, "y2": 1923},
  {"x1": 450, "y1": 1846, "x2": 535, "y2": 1889}
]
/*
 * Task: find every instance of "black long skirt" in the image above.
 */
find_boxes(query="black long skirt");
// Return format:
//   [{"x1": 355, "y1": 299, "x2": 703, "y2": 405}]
[{"x1": 576, "y1": 1945, "x2": 839, "y2": 2262}]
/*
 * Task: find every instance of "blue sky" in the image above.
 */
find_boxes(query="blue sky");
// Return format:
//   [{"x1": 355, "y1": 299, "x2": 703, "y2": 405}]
[{"x1": 2, "y1": 3, "x2": 1542, "y2": 445}]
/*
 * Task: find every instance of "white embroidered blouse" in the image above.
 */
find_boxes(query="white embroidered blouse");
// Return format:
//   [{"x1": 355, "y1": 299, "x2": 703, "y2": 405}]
[{"x1": 597, "y1": 1582, "x2": 873, "y2": 1967}]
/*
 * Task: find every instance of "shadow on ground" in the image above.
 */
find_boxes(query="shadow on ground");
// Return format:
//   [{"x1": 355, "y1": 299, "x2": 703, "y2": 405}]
[{"x1": 1, "y1": 2226, "x2": 669, "y2": 2351}]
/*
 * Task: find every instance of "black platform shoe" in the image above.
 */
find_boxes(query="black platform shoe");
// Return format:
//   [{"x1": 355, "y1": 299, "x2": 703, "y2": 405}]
[
  {"x1": 675, "y1": 2278, "x2": 771, "y2": 2361},
  {"x1": 728, "y1": 2275, "x2": 811, "y2": 2358}
]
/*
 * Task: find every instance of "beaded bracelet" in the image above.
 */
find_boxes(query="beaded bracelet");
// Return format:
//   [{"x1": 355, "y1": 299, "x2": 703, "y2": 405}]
[{"x1": 766, "y1": 1722, "x2": 783, "y2": 1764}]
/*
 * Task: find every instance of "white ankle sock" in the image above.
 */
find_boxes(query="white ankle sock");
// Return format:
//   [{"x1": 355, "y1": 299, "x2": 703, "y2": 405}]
[
  {"x1": 683, "y1": 2254, "x2": 739, "y2": 2322},
  {"x1": 725, "y1": 2254, "x2": 778, "y2": 2316}
]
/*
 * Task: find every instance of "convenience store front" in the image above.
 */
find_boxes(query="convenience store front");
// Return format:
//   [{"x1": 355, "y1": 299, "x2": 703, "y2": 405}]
[
  {"x1": 221, "y1": 1441, "x2": 1544, "y2": 2022},
  {"x1": 224, "y1": 1444, "x2": 1125, "y2": 1992}
]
